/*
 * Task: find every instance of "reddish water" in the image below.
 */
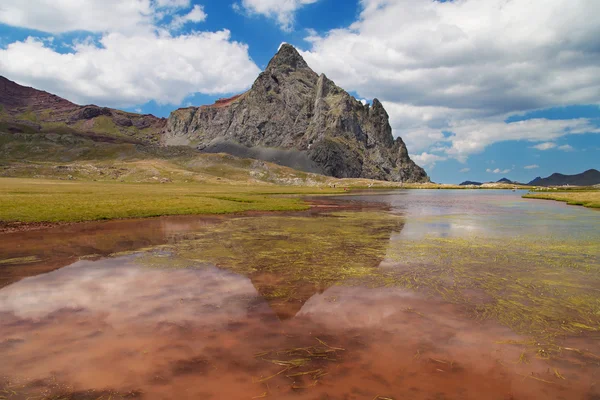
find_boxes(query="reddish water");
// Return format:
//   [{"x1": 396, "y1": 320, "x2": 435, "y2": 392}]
[{"x1": 1, "y1": 190, "x2": 599, "y2": 399}]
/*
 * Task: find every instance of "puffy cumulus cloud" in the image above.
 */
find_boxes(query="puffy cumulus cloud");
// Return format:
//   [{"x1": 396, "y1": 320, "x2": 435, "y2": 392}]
[
  {"x1": 459, "y1": 168, "x2": 470, "y2": 173},
  {"x1": 525, "y1": 164, "x2": 540, "y2": 170},
  {"x1": 171, "y1": 5, "x2": 207, "y2": 29},
  {"x1": 235, "y1": 0, "x2": 319, "y2": 31},
  {"x1": 0, "y1": 0, "x2": 195, "y2": 34},
  {"x1": 0, "y1": 1, "x2": 262, "y2": 107},
  {"x1": 411, "y1": 152, "x2": 447, "y2": 169},
  {"x1": 300, "y1": 0, "x2": 600, "y2": 161},
  {"x1": 0, "y1": 31, "x2": 261, "y2": 107}
]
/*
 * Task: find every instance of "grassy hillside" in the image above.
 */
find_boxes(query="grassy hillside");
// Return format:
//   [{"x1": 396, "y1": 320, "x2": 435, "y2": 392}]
[{"x1": 523, "y1": 191, "x2": 600, "y2": 209}]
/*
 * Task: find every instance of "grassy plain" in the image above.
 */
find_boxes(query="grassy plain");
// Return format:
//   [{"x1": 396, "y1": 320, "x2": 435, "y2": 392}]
[
  {"x1": 524, "y1": 191, "x2": 600, "y2": 208},
  {"x1": 0, "y1": 178, "x2": 340, "y2": 223}
]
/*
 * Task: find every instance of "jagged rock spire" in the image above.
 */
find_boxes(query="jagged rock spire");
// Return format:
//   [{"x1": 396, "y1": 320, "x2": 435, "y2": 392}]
[
  {"x1": 164, "y1": 44, "x2": 430, "y2": 183},
  {"x1": 266, "y1": 43, "x2": 310, "y2": 72}
]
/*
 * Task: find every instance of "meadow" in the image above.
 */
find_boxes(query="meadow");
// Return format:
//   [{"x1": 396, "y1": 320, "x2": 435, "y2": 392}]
[
  {"x1": 524, "y1": 191, "x2": 600, "y2": 208},
  {"x1": 0, "y1": 178, "x2": 339, "y2": 224}
]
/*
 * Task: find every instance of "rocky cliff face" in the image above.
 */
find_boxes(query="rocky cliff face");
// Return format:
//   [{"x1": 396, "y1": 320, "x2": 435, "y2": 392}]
[{"x1": 164, "y1": 44, "x2": 428, "y2": 182}]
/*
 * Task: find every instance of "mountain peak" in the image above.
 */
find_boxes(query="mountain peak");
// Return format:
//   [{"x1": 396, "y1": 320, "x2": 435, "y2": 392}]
[
  {"x1": 496, "y1": 177, "x2": 513, "y2": 183},
  {"x1": 266, "y1": 43, "x2": 310, "y2": 72},
  {"x1": 527, "y1": 169, "x2": 600, "y2": 186},
  {"x1": 162, "y1": 44, "x2": 429, "y2": 182}
]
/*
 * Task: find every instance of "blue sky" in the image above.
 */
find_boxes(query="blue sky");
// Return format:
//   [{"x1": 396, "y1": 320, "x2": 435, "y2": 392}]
[{"x1": 0, "y1": 0, "x2": 598, "y2": 184}]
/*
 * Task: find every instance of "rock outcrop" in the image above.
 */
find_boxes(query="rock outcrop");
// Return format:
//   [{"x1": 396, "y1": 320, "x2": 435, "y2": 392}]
[{"x1": 164, "y1": 44, "x2": 428, "y2": 182}]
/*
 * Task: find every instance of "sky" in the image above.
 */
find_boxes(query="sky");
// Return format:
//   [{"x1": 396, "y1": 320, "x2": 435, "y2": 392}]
[{"x1": 0, "y1": 0, "x2": 598, "y2": 184}]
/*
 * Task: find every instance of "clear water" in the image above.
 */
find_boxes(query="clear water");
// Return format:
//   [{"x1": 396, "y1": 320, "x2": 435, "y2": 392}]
[{"x1": 1, "y1": 190, "x2": 598, "y2": 399}]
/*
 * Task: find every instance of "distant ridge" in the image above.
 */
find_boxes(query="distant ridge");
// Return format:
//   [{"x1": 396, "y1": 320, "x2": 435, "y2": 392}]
[
  {"x1": 459, "y1": 180, "x2": 482, "y2": 186},
  {"x1": 460, "y1": 177, "x2": 522, "y2": 186},
  {"x1": 528, "y1": 169, "x2": 600, "y2": 186}
]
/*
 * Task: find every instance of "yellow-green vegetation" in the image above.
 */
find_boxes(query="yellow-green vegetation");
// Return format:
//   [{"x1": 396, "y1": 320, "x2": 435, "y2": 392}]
[
  {"x1": 16, "y1": 110, "x2": 38, "y2": 122},
  {"x1": 253, "y1": 337, "x2": 344, "y2": 389},
  {"x1": 385, "y1": 235, "x2": 599, "y2": 345},
  {"x1": 138, "y1": 211, "x2": 401, "y2": 288},
  {"x1": 524, "y1": 191, "x2": 600, "y2": 208},
  {"x1": 0, "y1": 178, "x2": 342, "y2": 223},
  {"x1": 133, "y1": 210, "x2": 599, "y2": 356}
]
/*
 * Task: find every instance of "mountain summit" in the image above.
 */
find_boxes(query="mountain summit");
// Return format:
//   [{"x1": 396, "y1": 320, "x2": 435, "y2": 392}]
[{"x1": 164, "y1": 44, "x2": 428, "y2": 182}]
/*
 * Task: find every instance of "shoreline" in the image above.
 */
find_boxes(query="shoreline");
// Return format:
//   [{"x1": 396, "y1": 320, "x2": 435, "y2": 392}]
[
  {"x1": 522, "y1": 192, "x2": 600, "y2": 209},
  {"x1": 0, "y1": 197, "x2": 382, "y2": 235}
]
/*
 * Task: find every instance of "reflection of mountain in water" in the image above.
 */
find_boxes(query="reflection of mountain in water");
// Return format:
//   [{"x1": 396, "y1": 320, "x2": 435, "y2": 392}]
[
  {"x1": 136, "y1": 209, "x2": 404, "y2": 320},
  {"x1": 0, "y1": 201, "x2": 403, "y2": 320}
]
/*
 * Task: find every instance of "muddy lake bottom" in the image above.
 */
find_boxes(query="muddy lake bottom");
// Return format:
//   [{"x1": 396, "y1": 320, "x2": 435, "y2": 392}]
[{"x1": 1, "y1": 190, "x2": 599, "y2": 400}]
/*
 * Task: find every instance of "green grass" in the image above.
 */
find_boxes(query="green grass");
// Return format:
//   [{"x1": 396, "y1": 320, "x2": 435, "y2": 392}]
[
  {"x1": 16, "y1": 110, "x2": 38, "y2": 122},
  {"x1": 0, "y1": 178, "x2": 340, "y2": 223},
  {"x1": 524, "y1": 191, "x2": 600, "y2": 208}
]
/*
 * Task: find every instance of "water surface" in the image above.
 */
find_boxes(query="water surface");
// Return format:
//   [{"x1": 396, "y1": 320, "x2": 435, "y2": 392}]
[{"x1": 1, "y1": 190, "x2": 599, "y2": 399}]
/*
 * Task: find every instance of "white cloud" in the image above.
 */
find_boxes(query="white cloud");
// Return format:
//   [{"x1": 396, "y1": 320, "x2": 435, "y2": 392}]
[
  {"x1": 558, "y1": 144, "x2": 575, "y2": 151},
  {"x1": 443, "y1": 119, "x2": 598, "y2": 160},
  {"x1": 395, "y1": 118, "x2": 598, "y2": 162},
  {"x1": 531, "y1": 143, "x2": 576, "y2": 151},
  {"x1": 459, "y1": 168, "x2": 470, "y2": 173},
  {"x1": 0, "y1": 32, "x2": 260, "y2": 107},
  {"x1": 0, "y1": 0, "x2": 178, "y2": 34},
  {"x1": 171, "y1": 5, "x2": 207, "y2": 29},
  {"x1": 531, "y1": 142, "x2": 557, "y2": 150},
  {"x1": 411, "y1": 152, "x2": 447, "y2": 169},
  {"x1": 300, "y1": 0, "x2": 600, "y2": 161},
  {"x1": 524, "y1": 164, "x2": 540, "y2": 169},
  {"x1": 235, "y1": 0, "x2": 319, "y2": 31},
  {"x1": 486, "y1": 168, "x2": 511, "y2": 174},
  {"x1": 156, "y1": 0, "x2": 191, "y2": 7},
  {"x1": 0, "y1": 1, "x2": 262, "y2": 107}
]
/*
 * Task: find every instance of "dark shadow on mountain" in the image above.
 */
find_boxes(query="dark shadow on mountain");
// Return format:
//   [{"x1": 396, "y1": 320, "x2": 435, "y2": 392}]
[{"x1": 200, "y1": 139, "x2": 325, "y2": 175}]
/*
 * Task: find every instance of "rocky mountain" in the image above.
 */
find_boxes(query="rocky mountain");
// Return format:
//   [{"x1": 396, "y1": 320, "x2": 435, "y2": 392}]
[
  {"x1": 0, "y1": 76, "x2": 166, "y2": 144},
  {"x1": 496, "y1": 177, "x2": 513, "y2": 184},
  {"x1": 459, "y1": 181, "x2": 482, "y2": 186},
  {"x1": 0, "y1": 44, "x2": 428, "y2": 182},
  {"x1": 528, "y1": 169, "x2": 600, "y2": 186},
  {"x1": 163, "y1": 44, "x2": 428, "y2": 182}
]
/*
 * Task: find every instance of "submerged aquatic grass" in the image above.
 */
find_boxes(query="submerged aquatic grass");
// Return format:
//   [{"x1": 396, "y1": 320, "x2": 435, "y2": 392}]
[{"x1": 132, "y1": 209, "x2": 599, "y2": 355}]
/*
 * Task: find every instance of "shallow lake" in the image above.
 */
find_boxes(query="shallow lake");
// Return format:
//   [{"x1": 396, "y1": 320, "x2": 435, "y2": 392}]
[{"x1": 1, "y1": 190, "x2": 599, "y2": 399}]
